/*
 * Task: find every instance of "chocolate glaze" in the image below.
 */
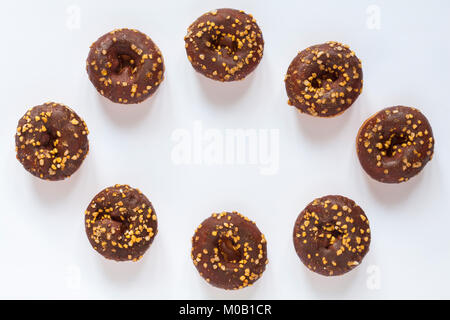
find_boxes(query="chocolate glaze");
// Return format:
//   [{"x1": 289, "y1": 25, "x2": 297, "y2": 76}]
[
  {"x1": 15, "y1": 102, "x2": 89, "y2": 181},
  {"x1": 192, "y1": 211, "x2": 268, "y2": 289},
  {"x1": 293, "y1": 195, "x2": 370, "y2": 276},
  {"x1": 87, "y1": 28, "x2": 164, "y2": 104},
  {"x1": 184, "y1": 8, "x2": 264, "y2": 81},
  {"x1": 356, "y1": 106, "x2": 434, "y2": 183},
  {"x1": 85, "y1": 184, "x2": 158, "y2": 261},
  {"x1": 285, "y1": 42, "x2": 363, "y2": 117}
]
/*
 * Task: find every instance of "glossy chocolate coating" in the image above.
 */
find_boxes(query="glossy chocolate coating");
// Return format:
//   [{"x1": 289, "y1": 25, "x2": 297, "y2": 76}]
[
  {"x1": 85, "y1": 184, "x2": 158, "y2": 261},
  {"x1": 356, "y1": 106, "x2": 434, "y2": 183},
  {"x1": 15, "y1": 102, "x2": 89, "y2": 181},
  {"x1": 192, "y1": 211, "x2": 268, "y2": 289},
  {"x1": 285, "y1": 41, "x2": 363, "y2": 117},
  {"x1": 293, "y1": 195, "x2": 370, "y2": 276},
  {"x1": 185, "y1": 8, "x2": 264, "y2": 81},
  {"x1": 87, "y1": 28, "x2": 164, "y2": 104}
]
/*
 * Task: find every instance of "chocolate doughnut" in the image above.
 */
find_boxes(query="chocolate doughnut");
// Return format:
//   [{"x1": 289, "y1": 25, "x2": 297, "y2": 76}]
[
  {"x1": 191, "y1": 211, "x2": 268, "y2": 290},
  {"x1": 293, "y1": 195, "x2": 371, "y2": 276},
  {"x1": 356, "y1": 106, "x2": 435, "y2": 183},
  {"x1": 184, "y1": 8, "x2": 264, "y2": 82},
  {"x1": 15, "y1": 102, "x2": 89, "y2": 181},
  {"x1": 85, "y1": 184, "x2": 157, "y2": 261},
  {"x1": 86, "y1": 28, "x2": 164, "y2": 104},
  {"x1": 285, "y1": 41, "x2": 363, "y2": 117}
]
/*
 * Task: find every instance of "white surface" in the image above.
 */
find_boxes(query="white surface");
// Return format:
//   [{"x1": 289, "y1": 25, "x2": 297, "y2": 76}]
[{"x1": 0, "y1": 0, "x2": 449, "y2": 299}]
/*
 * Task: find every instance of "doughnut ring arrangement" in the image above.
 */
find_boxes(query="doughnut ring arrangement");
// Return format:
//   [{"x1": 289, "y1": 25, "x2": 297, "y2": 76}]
[
  {"x1": 11, "y1": 7, "x2": 438, "y2": 289},
  {"x1": 356, "y1": 106, "x2": 434, "y2": 183},
  {"x1": 184, "y1": 8, "x2": 264, "y2": 81},
  {"x1": 85, "y1": 184, "x2": 158, "y2": 262},
  {"x1": 15, "y1": 102, "x2": 89, "y2": 181},
  {"x1": 86, "y1": 28, "x2": 165, "y2": 104},
  {"x1": 285, "y1": 41, "x2": 363, "y2": 117},
  {"x1": 293, "y1": 195, "x2": 371, "y2": 276},
  {"x1": 191, "y1": 211, "x2": 268, "y2": 290}
]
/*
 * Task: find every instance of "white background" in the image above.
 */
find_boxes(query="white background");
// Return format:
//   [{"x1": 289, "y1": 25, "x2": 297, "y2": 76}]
[{"x1": 0, "y1": 0, "x2": 449, "y2": 299}]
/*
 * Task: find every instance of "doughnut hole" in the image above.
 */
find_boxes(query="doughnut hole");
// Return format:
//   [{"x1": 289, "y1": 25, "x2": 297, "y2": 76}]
[
  {"x1": 92, "y1": 192, "x2": 141, "y2": 242},
  {"x1": 124, "y1": 191, "x2": 139, "y2": 209},
  {"x1": 107, "y1": 42, "x2": 140, "y2": 76},
  {"x1": 209, "y1": 33, "x2": 238, "y2": 56},
  {"x1": 325, "y1": 230, "x2": 344, "y2": 250},
  {"x1": 217, "y1": 234, "x2": 242, "y2": 263},
  {"x1": 319, "y1": 223, "x2": 344, "y2": 250},
  {"x1": 33, "y1": 128, "x2": 62, "y2": 158},
  {"x1": 116, "y1": 54, "x2": 136, "y2": 73},
  {"x1": 99, "y1": 218, "x2": 123, "y2": 237},
  {"x1": 384, "y1": 133, "x2": 409, "y2": 157},
  {"x1": 94, "y1": 210, "x2": 126, "y2": 239},
  {"x1": 37, "y1": 131, "x2": 52, "y2": 147},
  {"x1": 310, "y1": 68, "x2": 340, "y2": 89}
]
